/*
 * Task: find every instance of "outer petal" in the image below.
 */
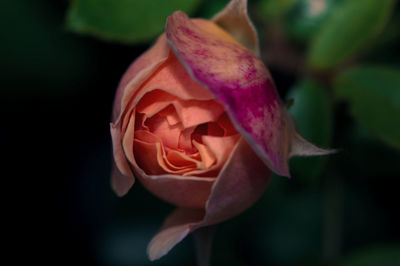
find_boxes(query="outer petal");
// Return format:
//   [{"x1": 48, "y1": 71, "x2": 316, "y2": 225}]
[
  {"x1": 213, "y1": 0, "x2": 260, "y2": 56},
  {"x1": 200, "y1": 138, "x2": 271, "y2": 225},
  {"x1": 137, "y1": 173, "x2": 215, "y2": 209},
  {"x1": 112, "y1": 34, "x2": 170, "y2": 123},
  {"x1": 147, "y1": 138, "x2": 271, "y2": 260},
  {"x1": 147, "y1": 208, "x2": 204, "y2": 261},
  {"x1": 110, "y1": 34, "x2": 170, "y2": 196},
  {"x1": 166, "y1": 11, "x2": 291, "y2": 176},
  {"x1": 286, "y1": 109, "x2": 336, "y2": 157}
]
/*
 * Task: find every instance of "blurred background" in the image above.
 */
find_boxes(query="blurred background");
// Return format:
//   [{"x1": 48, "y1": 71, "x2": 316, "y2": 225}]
[{"x1": 2, "y1": 0, "x2": 399, "y2": 265}]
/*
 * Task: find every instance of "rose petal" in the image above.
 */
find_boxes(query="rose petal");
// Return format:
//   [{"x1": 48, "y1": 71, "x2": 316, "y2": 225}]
[
  {"x1": 200, "y1": 138, "x2": 271, "y2": 225},
  {"x1": 217, "y1": 113, "x2": 237, "y2": 136},
  {"x1": 113, "y1": 34, "x2": 170, "y2": 123},
  {"x1": 213, "y1": 0, "x2": 260, "y2": 56},
  {"x1": 202, "y1": 135, "x2": 239, "y2": 166},
  {"x1": 110, "y1": 114, "x2": 135, "y2": 196},
  {"x1": 184, "y1": 135, "x2": 240, "y2": 177},
  {"x1": 136, "y1": 90, "x2": 176, "y2": 118},
  {"x1": 134, "y1": 130, "x2": 196, "y2": 174},
  {"x1": 136, "y1": 172, "x2": 215, "y2": 209},
  {"x1": 110, "y1": 160, "x2": 134, "y2": 197},
  {"x1": 147, "y1": 208, "x2": 204, "y2": 261},
  {"x1": 192, "y1": 140, "x2": 217, "y2": 169},
  {"x1": 286, "y1": 110, "x2": 336, "y2": 157},
  {"x1": 172, "y1": 100, "x2": 225, "y2": 129},
  {"x1": 110, "y1": 34, "x2": 171, "y2": 196},
  {"x1": 158, "y1": 105, "x2": 181, "y2": 126},
  {"x1": 133, "y1": 139, "x2": 167, "y2": 175},
  {"x1": 178, "y1": 127, "x2": 195, "y2": 152},
  {"x1": 166, "y1": 11, "x2": 291, "y2": 176},
  {"x1": 166, "y1": 150, "x2": 198, "y2": 168},
  {"x1": 137, "y1": 52, "x2": 214, "y2": 101},
  {"x1": 147, "y1": 137, "x2": 271, "y2": 260},
  {"x1": 129, "y1": 130, "x2": 217, "y2": 208},
  {"x1": 145, "y1": 114, "x2": 183, "y2": 150}
]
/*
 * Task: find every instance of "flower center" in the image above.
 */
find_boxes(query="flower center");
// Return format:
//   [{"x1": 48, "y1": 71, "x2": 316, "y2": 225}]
[{"x1": 132, "y1": 89, "x2": 239, "y2": 176}]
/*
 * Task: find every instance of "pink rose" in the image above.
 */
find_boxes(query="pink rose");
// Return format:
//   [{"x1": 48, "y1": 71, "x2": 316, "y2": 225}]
[{"x1": 110, "y1": 0, "x2": 331, "y2": 260}]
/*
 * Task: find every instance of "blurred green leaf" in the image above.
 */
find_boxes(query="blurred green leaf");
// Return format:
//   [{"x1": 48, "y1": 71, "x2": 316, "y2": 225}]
[
  {"x1": 260, "y1": 0, "x2": 298, "y2": 18},
  {"x1": 308, "y1": 0, "x2": 395, "y2": 70},
  {"x1": 364, "y1": 14, "x2": 400, "y2": 65},
  {"x1": 1, "y1": 0, "x2": 92, "y2": 97},
  {"x1": 288, "y1": 79, "x2": 333, "y2": 183},
  {"x1": 66, "y1": 0, "x2": 201, "y2": 44},
  {"x1": 284, "y1": 0, "x2": 344, "y2": 43},
  {"x1": 340, "y1": 245, "x2": 400, "y2": 266},
  {"x1": 195, "y1": 0, "x2": 230, "y2": 19},
  {"x1": 335, "y1": 66, "x2": 400, "y2": 149}
]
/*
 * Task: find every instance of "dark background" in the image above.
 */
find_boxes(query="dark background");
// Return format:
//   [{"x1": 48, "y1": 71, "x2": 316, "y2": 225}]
[{"x1": 2, "y1": 0, "x2": 400, "y2": 265}]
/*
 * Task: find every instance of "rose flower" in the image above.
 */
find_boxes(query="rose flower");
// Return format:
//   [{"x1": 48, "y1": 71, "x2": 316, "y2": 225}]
[{"x1": 110, "y1": 0, "x2": 331, "y2": 261}]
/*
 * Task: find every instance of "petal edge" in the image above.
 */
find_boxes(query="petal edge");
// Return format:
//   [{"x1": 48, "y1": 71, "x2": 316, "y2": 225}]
[
  {"x1": 166, "y1": 11, "x2": 291, "y2": 176},
  {"x1": 213, "y1": 0, "x2": 260, "y2": 56}
]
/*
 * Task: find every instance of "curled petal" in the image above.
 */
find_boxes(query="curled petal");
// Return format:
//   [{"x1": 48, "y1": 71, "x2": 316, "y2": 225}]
[
  {"x1": 112, "y1": 34, "x2": 170, "y2": 123},
  {"x1": 213, "y1": 0, "x2": 260, "y2": 56},
  {"x1": 166, "y1": 11, "x2": 291, "y2": 176},
  {"x1": 137, "y1": 172, "x2": 215, "y2": 209},
  {"x1": 110, "y1": 35, "x2": 170, "y2": 196},
  {"x1": 286, "y1": 110, "x2": 336, "y2": 157},
  {"x1": 147, "y1": 208, "x2": 204, "y2": 261},
  {"x1": 110, "y1": 122, "x2": 135, "y2": 196},
  {"x1": 131, "y1": 135, "x2": 241, "y2": 209},
  {"x1": 201, "y1": 138, "x2": 271, "y2": 225},
  {"x1": 147, "y1": 138, "x2": 271, "y2": 260}
]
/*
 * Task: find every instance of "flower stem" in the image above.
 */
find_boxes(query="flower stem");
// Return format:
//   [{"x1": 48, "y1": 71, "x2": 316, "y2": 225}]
[{"x1": 193, "y1": 226, "x2": 216, "y2": 266}]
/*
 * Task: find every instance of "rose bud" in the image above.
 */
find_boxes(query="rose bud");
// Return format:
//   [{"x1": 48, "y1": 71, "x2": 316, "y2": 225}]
[{"x1": 110, "y1": 0, "x2": 333, "y2": 261}]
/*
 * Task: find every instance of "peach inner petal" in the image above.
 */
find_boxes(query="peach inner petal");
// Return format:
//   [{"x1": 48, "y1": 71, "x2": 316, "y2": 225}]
[
  {"x1": 138, "y1": 52, "x2": 214, "y2": 101},
  {"x1": 133, "y1": 139, "x2": 166, "y2": 175},
  {"x1": 178, "y1": 127, "x2": 196, "y2": 153},
  {"x1": 159, "y1": 105, "x2": 180, "y2": 126},
  {"x1": 217, "y1": 113, "x2": 237, "y2": 136},
  {"x1": 136, "y1": 90, "x2": 176, "y2": 117},
  {"x1": 131, "y1": 87, "x2": 239, "y2": 177},
  {"x1": 145, "y1": 114, "x2": 183, "y2": 150},
  {"x1": 193, "y1": 140, "x2": 217, "y2": 169},
  {"x1": 135, "y1": 131, "x2": 198, "y2": 174},
  {"x1": 172, "y1": 100, "x2": 225, "y2": 128},
  {"x1": 167, "y1": 150, "x2": 199, "y2": 168}
]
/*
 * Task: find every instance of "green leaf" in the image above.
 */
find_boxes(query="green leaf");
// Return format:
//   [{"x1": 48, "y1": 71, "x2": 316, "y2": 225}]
[
  {"x1": 66, "y1": 0, "x2": 201, "y2": 44},
  {"x1": 335, "y1": 66, "x2": 400, "y2": 149},
  {"x1": 259, "y1": 0, "x2": 298, "y2": 19},
  {"x1": 1, "y1": 0, "x2": 92, "y2": 97},
  {"x1": 364, "y1": 14, "x2": 400, "y2": 64},
  {"x1": 340, "y1": 245, "x2": 400, "y2": 266},
  {"x1": 308, "y1": 0, "x2": 395, "y2": 70},
  {"x1": 195, "y1": 0, "x2": 230, "y2": 19},
  {"x1": 288, "y1": 79, "x2": 333, "y2": 183},
  {"x1": 284, "y1": 0, "x2": 344, "y2": 43}
]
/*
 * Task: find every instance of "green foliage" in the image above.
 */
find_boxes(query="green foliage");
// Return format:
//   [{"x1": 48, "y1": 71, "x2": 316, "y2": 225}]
[
  {"x1": 1, "y1": 0, "x2": 91, "y2": 96},
  {"x1": 259, "y1": 0, "x2": 298, "y2": 18},
  {"x1": 308, "y1": 0, "x2": 395, "y2": 70},
  {"x1": 66, "y1": 0, "x2": 201, "y2": 44},
  {"x1": 340, "y1": 245, "x2": 400, "y2": 266},
  {"x1": 195, "y1": 0, "x2": 230, "y2": 19},
  {"x1": 288, "y1": 79, "x2": 333, "y2": 183},
  {"x1": 335, "y1": 66, "x2": 400, "y2": 150},
  {"x1": 284, "y1": 0, "x2": 344, "y2": 43}
]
